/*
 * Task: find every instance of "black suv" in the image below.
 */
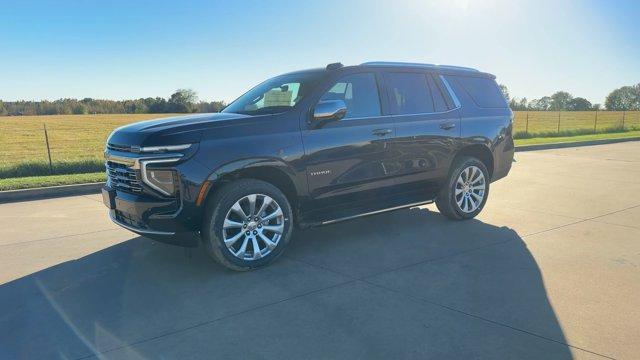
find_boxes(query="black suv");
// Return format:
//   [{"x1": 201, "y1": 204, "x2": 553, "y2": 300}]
[{"x1": 103, "y1": 61, "x2": 514, "y2": 271}]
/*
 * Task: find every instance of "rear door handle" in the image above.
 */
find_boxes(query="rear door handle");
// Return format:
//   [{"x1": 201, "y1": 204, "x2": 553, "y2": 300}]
[
  {"x1": 372, "y1": 128, "x2": 392, "y2": 136},
  {"x1": 439, "y1": 122, "x2": 456, "y2": 130}
]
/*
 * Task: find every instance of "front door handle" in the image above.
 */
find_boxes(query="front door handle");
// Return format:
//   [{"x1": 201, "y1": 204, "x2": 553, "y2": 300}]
[
  {"x1": 439, "y1": 122, "x2": 456, "y2": 130},
  {"x1": 372, "y1": 128, "x2": 392, "y2": 136}
]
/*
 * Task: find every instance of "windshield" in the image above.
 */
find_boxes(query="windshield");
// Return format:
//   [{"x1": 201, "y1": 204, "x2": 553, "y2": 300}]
[{"x1": 223, "y1": 72, "x2": 324, "y2": 115}]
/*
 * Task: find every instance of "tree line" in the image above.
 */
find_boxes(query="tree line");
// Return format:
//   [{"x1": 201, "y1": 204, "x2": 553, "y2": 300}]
[
  {"x1": 2, "y1": 82, "x2": 640, "y2": 116},
  {"x1": 0, "y1": 89, "x2": 226, "y2": 116},
  {"x1": 501, "y1": 83, "x2": 640, "y2": 111}
]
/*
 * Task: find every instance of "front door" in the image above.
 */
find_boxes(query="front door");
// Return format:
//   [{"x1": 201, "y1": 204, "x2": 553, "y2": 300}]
[{"x1": 301, "y1": 71, "x2": 396, "y2": 211}]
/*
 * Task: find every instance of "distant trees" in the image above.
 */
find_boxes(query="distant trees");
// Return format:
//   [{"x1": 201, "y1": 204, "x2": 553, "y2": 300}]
[
  {"x1": 0, "y1": 89, "x2": 226, "y2": 116},
  {"x1": 500, "y1": 84, "x2": 635, "y2": 111},
  {"x1": 605, "y1": 84, "x2": 640, "y2": 110},
  {"x1": 567, "y1": 97, "x2": 592, "y2": 111}
]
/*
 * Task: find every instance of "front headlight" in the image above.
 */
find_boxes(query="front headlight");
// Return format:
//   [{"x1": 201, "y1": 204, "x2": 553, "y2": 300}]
[
  {"x1": 145, "y1": 169, "x2": 177, "y2": 195},
  {"x1": 140, "y1": 158, "x2": 182, "y2": 196}
]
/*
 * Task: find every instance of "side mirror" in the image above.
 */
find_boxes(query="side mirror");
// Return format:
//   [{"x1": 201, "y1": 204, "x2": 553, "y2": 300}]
[{"x1": 312, "y1": 100, "x2": 347, "y2": 126}]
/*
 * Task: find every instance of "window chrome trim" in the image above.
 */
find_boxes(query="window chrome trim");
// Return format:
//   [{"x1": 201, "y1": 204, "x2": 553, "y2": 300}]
[
  {"x1": 140, "y1": 158, "x2": 182, "y2": 196},
  {"x1": 439, "y1": 75, "x2": 462, "y2": 109}
]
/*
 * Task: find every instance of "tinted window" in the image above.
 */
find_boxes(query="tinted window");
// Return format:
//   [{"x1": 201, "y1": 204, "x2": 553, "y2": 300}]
[
  {"x1": 224, "y1": 72, "x2": 324, "y2": 115},
  {"x1": 384, "y1": 72, "x2": 433, "y2": 115},
  {"x1": 426, "y1": 74, "x2": 449, "y2": 112},
  {"x1": 320, "y1": 73, "x2": 380, "y2": 119},
  {"x1": 455, "y1": 76, "x2": 507, "y2": 108}
]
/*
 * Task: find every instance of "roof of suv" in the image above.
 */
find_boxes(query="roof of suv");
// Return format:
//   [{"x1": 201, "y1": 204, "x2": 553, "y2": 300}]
[
  {"x1": 357, "y1": 61, "x2": 495, "y2": 78},
  {"x1": 281, "y1": 61, "x2": 495, "y2": 79}
]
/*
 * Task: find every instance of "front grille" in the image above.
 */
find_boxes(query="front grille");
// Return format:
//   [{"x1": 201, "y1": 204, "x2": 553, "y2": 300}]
[
  {"x1": 107, "y1": 143, "x2": 140, "y2": 153},
  {"x1": 106, "y1": 161, "x2": 142, "y2": 193}
]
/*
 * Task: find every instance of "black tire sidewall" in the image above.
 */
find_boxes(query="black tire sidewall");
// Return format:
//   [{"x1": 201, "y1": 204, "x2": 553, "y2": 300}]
[{"x1": 203, "y1": 180, "x2": 293, "y2": 270}]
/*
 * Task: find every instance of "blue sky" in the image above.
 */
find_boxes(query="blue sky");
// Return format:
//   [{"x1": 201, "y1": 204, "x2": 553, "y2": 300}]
[{"x1": 2, "y1": 0, "x2": 639, "y2": 105}]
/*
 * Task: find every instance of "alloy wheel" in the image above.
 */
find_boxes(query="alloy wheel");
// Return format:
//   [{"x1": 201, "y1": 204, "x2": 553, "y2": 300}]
[
  {"x1": 454, "y1": 165, "x2": 486, "y2": 213},
  {"x1": 222, "y1": 194, "x2": 284, "y2": 260}
]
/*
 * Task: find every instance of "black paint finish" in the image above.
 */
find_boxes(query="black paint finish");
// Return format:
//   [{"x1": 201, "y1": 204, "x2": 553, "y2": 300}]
[{"x1": 103, "y1": 63, "x2": 514, "y2": 246}]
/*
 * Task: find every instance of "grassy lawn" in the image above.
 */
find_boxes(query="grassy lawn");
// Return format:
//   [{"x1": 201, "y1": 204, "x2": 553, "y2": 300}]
[
  {"x1": 0, "y1": 172, "x2": 106, "y2": 191},
  {"x1": 3, "y1": 131, "x2": 640, "y2": 191},
  {"x1": 514, "y1": 130, "x2": 640, "y2": 146},
  {"x1": 1, "y1": 112, "x2": 640, "y2": 191}
]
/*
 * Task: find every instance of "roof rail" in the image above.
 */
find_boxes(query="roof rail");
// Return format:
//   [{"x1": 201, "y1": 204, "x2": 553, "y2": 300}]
[{"x1": 360, "y1": 61, "x2": 479, "y2": 72}]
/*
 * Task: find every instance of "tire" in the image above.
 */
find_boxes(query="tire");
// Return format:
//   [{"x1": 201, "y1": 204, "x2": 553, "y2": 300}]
[
  {"x1": 435, "y1": 156, "x2": 490, "y2": 220},
  {"x1": 202, "y1": 179, "x2": 293, "y2": 271}
]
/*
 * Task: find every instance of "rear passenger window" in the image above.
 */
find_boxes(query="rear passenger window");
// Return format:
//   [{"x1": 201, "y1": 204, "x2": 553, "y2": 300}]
[
  {"x1": 426, "y1": 75, "x2": 449, "y2": 112},
  {"x1": 320, "y1": 73, "x2": 381, "y2": 119},
  {"x1": 384, "y1": 72, "x2": 434, "y2": 115},
  {"x1": 455, "y1": 76, "x2": 507, "y2": 108}
]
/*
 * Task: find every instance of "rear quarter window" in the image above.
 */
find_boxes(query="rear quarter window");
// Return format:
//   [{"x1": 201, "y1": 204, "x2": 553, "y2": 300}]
[{"x1": 455, "y1": 76, "x2": 507, "y2": 108}]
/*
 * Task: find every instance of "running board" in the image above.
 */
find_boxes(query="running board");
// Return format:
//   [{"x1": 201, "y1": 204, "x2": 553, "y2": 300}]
[{"x1": 320, "y1": 200, "x2": 434, "y2": 225}]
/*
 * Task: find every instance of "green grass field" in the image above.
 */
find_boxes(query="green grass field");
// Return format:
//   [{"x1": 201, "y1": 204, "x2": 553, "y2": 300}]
[
  {"x1": 1, "y1": 111, "x2": 639, "y2": 184},
  {"x1": 0, "y1": 114, "x2": 177, "y2": 178}
]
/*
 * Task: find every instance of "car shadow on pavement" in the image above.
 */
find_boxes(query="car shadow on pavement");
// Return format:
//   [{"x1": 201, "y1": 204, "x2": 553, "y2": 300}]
[{"x1": 0, "y1": 207, "x2": 573, "y2": 359}]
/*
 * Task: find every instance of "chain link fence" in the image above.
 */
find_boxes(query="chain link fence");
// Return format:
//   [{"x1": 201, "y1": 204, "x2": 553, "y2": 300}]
[{"x1": 513, "y1": 111, "x2": 640, "y2": 137}]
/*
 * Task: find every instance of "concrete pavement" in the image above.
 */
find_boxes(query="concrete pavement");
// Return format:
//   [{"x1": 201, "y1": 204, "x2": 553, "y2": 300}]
[{"x1": 1, "y1": 142, "x2": 639, "y2": 359}]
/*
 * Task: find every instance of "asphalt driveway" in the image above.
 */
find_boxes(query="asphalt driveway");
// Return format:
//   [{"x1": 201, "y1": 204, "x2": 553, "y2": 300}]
[{"x1": 1, "y1": 142, "x2": 639, "y2": 359}]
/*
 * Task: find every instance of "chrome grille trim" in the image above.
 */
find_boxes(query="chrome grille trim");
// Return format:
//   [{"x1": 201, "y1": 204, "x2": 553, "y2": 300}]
[{"x1": 106, "y1": 161, "x2": 142, "y2": 193}]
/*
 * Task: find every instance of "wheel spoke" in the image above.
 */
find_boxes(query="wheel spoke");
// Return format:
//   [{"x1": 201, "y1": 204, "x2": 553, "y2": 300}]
[
  {"x1": 258, "y1": 232, "x2": 277, "y2": 250},
  {"x1": 224, "y1": 231, "x2": 244, "y2": 246},
  {"x1": 256, "y1": 196, "x2": 273, "y2": 217},
  {"x1": 234, "y1": 236, "x2": 250, "y2": 258},
  {"x1": 455, "y1": 188, "x2": 463, "y2": 195},
  {"x1": 468, "y1": 195, "x2": 477, "y2": 210},
  {"x1": 231, "y1": 202, "x2": 248, "y2": 220},
  {"x1": 223, "y1": 219, "x2": 244, "y2": 229},
  {"x1": 261, "y1": 207, "x2": 283, "y2": 222},
  {"x1": 262, "y1": 224, "x2": 283, "y2": 234},
  {"x1": 251, "y1": 236, "x2": 262, "y2": 259},
  {"x1": 247, "y1": 194, "x2": 257, "y2": 217}
]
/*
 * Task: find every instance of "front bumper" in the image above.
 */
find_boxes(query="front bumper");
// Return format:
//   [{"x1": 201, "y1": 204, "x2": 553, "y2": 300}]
[
  {"x1": 102, "y1": 147, "x2": 210, "y2": 247},
  {"x1": 105, "y1": 187, "x2": 200, "y2": 247}
]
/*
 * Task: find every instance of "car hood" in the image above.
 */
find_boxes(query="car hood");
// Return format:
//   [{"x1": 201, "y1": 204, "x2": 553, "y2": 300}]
[{"x1": 107, "y1": 112, "x2": 251, "y2": 147}]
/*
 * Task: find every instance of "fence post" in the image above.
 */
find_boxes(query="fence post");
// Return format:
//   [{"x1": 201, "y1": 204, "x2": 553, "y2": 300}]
[
  {"x1": 557, "y1": 111, "x2": 561, "y2": 134},
  {"x1": 622, "y1": 111, "x2": 626, "y2": 129},
  {"x1": 43, "y1": 124, "x2": 53, "y2": 174},
  {"x1": 594, "y1": 111, "x2": 598, "y2": 133},
  {"x1": 525, "y1": 111, "x2": 529, "y2": 135}
]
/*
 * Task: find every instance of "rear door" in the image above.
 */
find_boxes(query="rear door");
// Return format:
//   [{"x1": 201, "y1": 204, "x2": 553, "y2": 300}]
[{"x1": 382, "y1": 71, "x2": 461, "y2": 193}]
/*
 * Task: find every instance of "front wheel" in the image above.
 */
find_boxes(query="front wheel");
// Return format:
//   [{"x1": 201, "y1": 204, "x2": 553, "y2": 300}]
[
  {"x1": 202, "y1": 179, "x2": 293, "y2": 271},
  {"x1": 435, "y1": 156, "x2": 490, "y2": 220}
]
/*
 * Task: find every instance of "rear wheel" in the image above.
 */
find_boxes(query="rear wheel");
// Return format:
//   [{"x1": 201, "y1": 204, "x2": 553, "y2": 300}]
[
  {"x1": 202, "y1": 179, "x2": 293, "y2": 271},
  {"x1": 436, "y1": 156, "x2": 490, "y2": 220}
]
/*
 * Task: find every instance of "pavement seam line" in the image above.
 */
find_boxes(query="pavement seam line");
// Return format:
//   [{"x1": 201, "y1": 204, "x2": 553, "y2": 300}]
[
  {"x1": 72, "y1": 279, "x2": 358, "y2": 360},
  {"x1": 283, "y1": 255, "x2": 615, "y2": 359},
  {"x1": 522, "y1": 203, "x2": 640, "y2": 239},
  {"x1": 0, "y1": 228, "x2": 122, "y2": 248},
  {"x1": 359, "y1": 278, "x2": 617, "y2": 360}
]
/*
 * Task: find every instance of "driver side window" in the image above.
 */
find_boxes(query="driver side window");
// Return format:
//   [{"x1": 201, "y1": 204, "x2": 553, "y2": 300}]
[{"x1": 319, "y1": 73, "x2": 381, "y2": 119}]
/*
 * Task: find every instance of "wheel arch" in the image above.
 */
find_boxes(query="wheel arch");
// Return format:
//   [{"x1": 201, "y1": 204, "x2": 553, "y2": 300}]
[
  {"x1": 454, "y1": 144, "x2": 494, "y2": 177},
  {"x1": 202, "y1": 158, "x2": 301, "y2": 214}
]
